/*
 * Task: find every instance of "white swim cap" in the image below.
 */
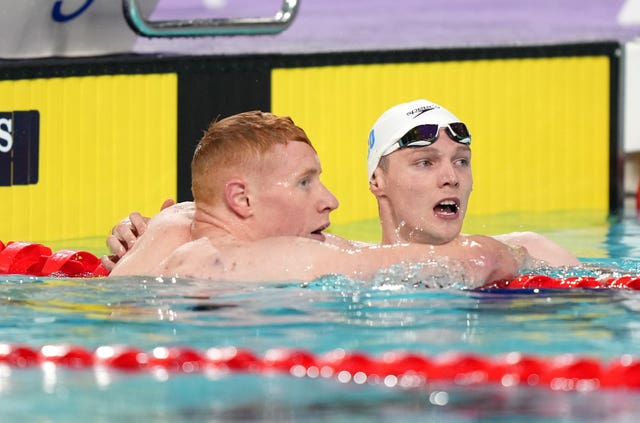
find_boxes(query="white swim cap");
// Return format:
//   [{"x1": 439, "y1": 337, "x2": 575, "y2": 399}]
[{"x1": 366, "y1": 99, "x2": 466, "y2": 182}]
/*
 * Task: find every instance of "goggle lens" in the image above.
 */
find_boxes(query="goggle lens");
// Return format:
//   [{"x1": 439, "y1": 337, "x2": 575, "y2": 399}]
[
  {"x1": 398, "y1": 123, "x2": 471, "y2": 148},
  {"x1": 447, "y1": 122, "x2": 471, "y2": 143}
]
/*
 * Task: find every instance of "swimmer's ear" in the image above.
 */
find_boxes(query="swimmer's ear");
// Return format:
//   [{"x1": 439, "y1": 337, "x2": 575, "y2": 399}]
[{"x1": 225, "y1": 179, "x2": 253, "y2": 218}]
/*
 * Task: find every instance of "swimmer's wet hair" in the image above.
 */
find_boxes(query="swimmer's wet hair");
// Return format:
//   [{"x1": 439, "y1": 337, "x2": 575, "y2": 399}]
[{"x1": 191, "y1": 111, "x2": 313, "y2": 204}]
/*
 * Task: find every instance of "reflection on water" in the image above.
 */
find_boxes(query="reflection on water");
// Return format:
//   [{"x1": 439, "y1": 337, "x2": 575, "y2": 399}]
[{"x1": 3, "y1": 371, "x2": 640, "y2": 422}]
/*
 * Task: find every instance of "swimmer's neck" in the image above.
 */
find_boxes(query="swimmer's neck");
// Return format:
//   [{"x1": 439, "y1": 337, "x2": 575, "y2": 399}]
[{"x1": 191, "y1": 204, "x2": 254, "y2": 243}]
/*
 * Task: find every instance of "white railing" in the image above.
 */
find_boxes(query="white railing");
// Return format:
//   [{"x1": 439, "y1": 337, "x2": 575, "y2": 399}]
[{"x1": 122, "y1": 0, "x2": 299, "y2": 37}]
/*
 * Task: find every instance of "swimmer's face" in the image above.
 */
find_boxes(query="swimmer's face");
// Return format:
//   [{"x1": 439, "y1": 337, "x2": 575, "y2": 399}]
[
  {"x1": 371, "y1": 129, "x2": 472, "y2": 245},
  {"x1": 250, "y1": 141, "x2": 338, "y2": 242}
]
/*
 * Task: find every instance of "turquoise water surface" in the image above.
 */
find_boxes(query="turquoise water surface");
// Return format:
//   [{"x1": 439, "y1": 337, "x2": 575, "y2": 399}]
[{"x1": 2, "y1": 214, "x2": 640, "y2": 422}]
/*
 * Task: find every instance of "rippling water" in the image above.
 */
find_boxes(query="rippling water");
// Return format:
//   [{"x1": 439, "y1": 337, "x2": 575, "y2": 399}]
[{"x1": 2, "y1": 216, "x2": 640, "y2": 421}]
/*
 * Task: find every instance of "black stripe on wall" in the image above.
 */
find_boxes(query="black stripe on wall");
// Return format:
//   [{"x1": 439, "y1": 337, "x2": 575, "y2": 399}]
[{"x1": 177, "y1": 66, "x2": 271, "y2": 202}]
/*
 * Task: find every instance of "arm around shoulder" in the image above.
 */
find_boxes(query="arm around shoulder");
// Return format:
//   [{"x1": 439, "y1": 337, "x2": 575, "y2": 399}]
[
  {"x1": 109, "y1": 203, "x2": 194, "y2": 276},
  {"x1": 153, "y1": 234, "x2": 525, "y2": 286}
]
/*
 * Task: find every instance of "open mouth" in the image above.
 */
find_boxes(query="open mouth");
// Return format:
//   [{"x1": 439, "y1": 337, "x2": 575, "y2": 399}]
[
  {"x1": 310, "y1": 223, "x2": 329, "y2": 241},
  {"x1": 434, "y1": 200, "x2": 459, "y2": 216}
]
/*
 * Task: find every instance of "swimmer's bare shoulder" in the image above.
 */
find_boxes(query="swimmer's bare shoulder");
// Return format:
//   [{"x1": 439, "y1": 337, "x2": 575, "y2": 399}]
[
  {"x1": 109, "y1": 202, "x2": 195, "y2": 276},
  {"x1": 154, "y1": 237, "x2": 225, "y2": 280}
]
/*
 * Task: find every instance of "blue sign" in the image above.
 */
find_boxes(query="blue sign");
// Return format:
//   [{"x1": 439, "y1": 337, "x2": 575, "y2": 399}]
[{"x1": 0, "y1": 111, "x2": 40, "y2": 186}]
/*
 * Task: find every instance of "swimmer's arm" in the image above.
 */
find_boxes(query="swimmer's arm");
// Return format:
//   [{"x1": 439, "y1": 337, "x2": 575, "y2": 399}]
[
  {"x1": 308, "y1": 234, "x2": 524, "y2": 285},
  {"x1": 156, "y1": 234, "x2": 524, "y2": 286},
  {"x1": 492, "y1": 232, "x2": 579, "y2": 267},
  {"x1": 323, "y1": 233, "x2": 374, "y2": 249}
]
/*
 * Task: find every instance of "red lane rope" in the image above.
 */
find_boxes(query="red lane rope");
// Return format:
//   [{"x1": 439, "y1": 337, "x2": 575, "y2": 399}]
[
  {"x1": 0, "y1": 240, "x2": 108, "y2": 277},
  {"x1": 1, "y1": 344, "x2": 640, "y2": 391},
  {"x1": 479, "y1": 274, "x2": 640, "y2": 290}
]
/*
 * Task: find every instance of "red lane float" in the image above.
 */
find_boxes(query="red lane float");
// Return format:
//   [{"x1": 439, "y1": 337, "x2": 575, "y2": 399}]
[
  {"x1": 479, "y1": 275, "x2": 640, "y2": 291},
  {"x1": 0, "y1": 240, "x2": 108, "y2": 277},
  {"x1": 0, "y1": 242, "x2": 51, "y2": 275},
  {"x1": 2, "y1": 343, "x2": 640, "y2": 391}
]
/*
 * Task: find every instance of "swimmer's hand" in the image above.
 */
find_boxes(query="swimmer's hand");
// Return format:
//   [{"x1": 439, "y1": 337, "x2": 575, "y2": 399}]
[
  {"x1": 101, "y1": 198, "x2": 175, "y2": 271},
  {"x1": 473, "y1": 236, "x2": 530, "y2": 284}
]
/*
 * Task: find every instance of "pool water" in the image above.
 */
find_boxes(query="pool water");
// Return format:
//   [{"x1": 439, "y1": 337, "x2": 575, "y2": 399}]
[{"x1": 2, "y1": 214, "x2": 640, "y2": 422}]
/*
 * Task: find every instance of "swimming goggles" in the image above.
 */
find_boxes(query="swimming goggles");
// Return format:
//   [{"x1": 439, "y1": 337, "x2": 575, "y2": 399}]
[{"x1": 398, "y1": 123, "x2": 471, "y2": 148}]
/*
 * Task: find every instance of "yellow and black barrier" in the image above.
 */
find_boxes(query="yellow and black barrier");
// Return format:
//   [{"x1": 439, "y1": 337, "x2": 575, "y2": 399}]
[{"x1": 0, "y1": 43, "x2": 622, "y2": 245}]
